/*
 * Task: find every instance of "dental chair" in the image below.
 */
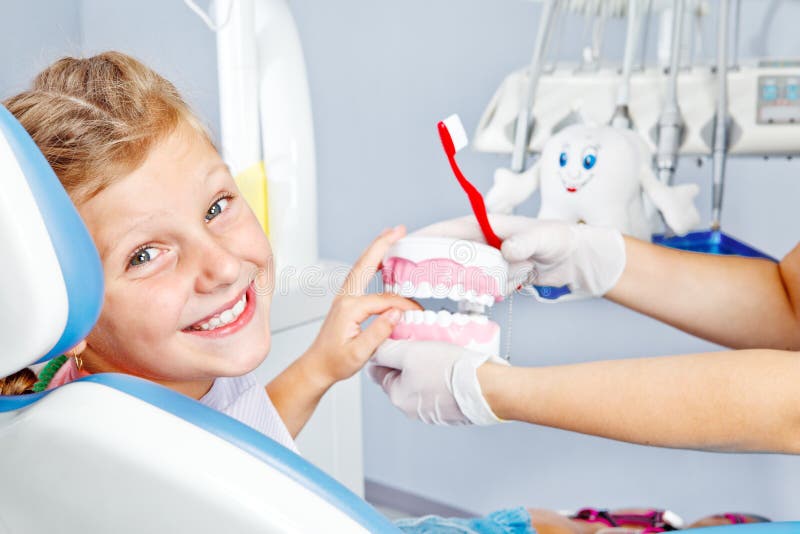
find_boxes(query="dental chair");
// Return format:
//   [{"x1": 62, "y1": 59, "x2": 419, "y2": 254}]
[
  {"x1": 1, "y1": 102, "x2": 797, "y2": 532},
  {"x1": 0, "y1": 104, "x2": 398, "y2": 533}
]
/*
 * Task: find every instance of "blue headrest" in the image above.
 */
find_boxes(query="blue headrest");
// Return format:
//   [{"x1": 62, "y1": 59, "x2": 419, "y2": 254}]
[{"x1": 0, "y1": 105, "x2": 103, "y2": 374}]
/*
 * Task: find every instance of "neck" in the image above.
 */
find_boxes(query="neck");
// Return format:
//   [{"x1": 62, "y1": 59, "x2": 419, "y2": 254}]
[{"x1": 81, "y1": 346, "x2": 214, "y2": 400}]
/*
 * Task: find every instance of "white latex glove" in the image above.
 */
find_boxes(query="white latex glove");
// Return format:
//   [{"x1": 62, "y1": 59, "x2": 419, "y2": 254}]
[
  {"x1": 413, "y1": 215, "x2": 626, "y2": 301},
  {"x1": 368, "y1": 339, "x2": 509, "y2": 425}
]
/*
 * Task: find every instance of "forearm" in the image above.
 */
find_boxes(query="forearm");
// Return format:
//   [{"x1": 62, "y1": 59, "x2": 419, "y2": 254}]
[
  {"x1": 606, "y1": 237, "x2": 800, "y2": 350},
  {"x1": 267, "y1": 352, "x2": 333, "y2": 438},
  {"x1": 479, "y1": 349, "x2": 800, "y2": 453}
]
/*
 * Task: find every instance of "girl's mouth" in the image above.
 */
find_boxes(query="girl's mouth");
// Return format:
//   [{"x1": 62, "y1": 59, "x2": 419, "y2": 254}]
[{"x1": 182, "y1": 285, "x2": 256, "y2": 338}]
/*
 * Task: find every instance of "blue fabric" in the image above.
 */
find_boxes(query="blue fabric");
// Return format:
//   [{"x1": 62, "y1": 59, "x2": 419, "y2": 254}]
[
  {"x1": 395, "y1": 507, "x2": 535, "y2": 534},
  {"x1": 652, "y1": 230, "x2": 776, "y2": 261},
  {"x1": 0, "y1": 105, "x2": 104, "y2": 364}
]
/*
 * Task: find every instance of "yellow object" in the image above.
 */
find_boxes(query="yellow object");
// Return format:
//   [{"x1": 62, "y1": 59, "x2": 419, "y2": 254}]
[{"x1": 234, "y1": 161, "x2": 270, "y2": 236}]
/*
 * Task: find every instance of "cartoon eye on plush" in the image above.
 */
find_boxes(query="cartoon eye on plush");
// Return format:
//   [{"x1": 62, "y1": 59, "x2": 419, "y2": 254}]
[
  {"x1": 582, "y1": 148, "x2": 597, "y2": 170},
  {"x1": 559, "y1": 151, "x2": 568, "y2": 167}
]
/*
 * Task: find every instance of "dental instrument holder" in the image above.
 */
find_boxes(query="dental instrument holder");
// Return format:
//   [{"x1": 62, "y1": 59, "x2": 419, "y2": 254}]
[
  {"x1": 509, "y1": 0, "x2": 571, "y2": 300},
  {"x1": 610, "y1": 0, "x2": 641, "y2": 130},
  {"x1": 653, "y1": 0, "x2": 776, "y2": 261},
  {"x1": 653, "y1": 0, "x2": 686, "y2": 191},
  {"x1": 510, "y1": 0, "x2": 558, "y2": 175}
]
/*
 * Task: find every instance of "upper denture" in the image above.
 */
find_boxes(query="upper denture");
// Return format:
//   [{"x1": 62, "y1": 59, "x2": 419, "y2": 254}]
[{"x1": 382, "y1": 257, "x2": 502, "y2": 302}]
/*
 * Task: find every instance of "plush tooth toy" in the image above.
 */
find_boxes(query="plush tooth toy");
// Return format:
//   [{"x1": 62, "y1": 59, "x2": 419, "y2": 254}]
[{"x1": 485, "y1": 124, "x2": 700, "y2": 240}]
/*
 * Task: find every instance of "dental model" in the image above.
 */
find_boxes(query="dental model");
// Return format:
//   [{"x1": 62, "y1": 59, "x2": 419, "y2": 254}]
[
  {"x1": 485, "y1": 124, "x2": 701, "y2": 240},
  {"x1": 383, "y1": 236, "x2": 507, "y2": 356}
]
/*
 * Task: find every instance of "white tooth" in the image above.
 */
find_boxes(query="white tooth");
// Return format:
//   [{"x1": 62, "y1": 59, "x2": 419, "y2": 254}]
[
  {"x1": 201, "y1": 322, "x2": 210, "y2": 331},
  {"x1": 423, "y1": 310, "x2": 437, "y2": 324},
  {"x1": 453, "y1": 313, "x2": 469, "y2": 325},
  {"x1": 472, "y1": 314, "x2": 488, "y2": 324},
  {"x1": 448, "y1": 285, "x2": 465, "y2": 301},
  {"x1": 415, "y1": 281, "x2": 432, "y2": 298},
  {"x1": 391, "y1": 283, "x2": 400, "y2": 294},
  {"x1": 432, "y1": 284, "x2": 449, "y2": 298},
  {"x1": 400, "y1": 281, "x2": 415, "y2": 297},
  {"x1": 220, "y1": 310, "x2": 234, "y2": 324},
  {"x1": 412, "y1": 310, "x2": 424, "y2": 324},
  {"x1": 209, "y1": 317, "x2": 221, "y2": 328},
  {"x1": 479, "y1": 294, "x2": 494, "y2": 307},
  {"x1": 232, "y1": 299, "x2": 245, "y2": 315},
  {"x1": 465, "y1": 290, "x2": 477, "y2": 303},
  {"x1": 403, "y1": 310, "x2": 415, "y2": 323},
  {"x1": 436, "y1": 310, "x2": 452, "y2": 327}
]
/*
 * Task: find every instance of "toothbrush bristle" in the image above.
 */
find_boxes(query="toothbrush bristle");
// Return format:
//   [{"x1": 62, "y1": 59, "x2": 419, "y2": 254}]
[{"x1": 443, "y1": 114, "x2": 468, "y2": 153}]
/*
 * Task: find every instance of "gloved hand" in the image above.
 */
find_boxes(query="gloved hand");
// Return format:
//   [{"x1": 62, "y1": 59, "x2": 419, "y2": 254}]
[
  {"x1": 368, "y1": 339, "x2": 508, "y2": 425},
  {"x1": 413, "y1": 214, "x2": 626, "y2": 300}
]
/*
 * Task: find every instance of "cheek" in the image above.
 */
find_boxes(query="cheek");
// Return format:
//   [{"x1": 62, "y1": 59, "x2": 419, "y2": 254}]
[{"x1": 96, "y1": 282, "x2": 187, "y2": 347}]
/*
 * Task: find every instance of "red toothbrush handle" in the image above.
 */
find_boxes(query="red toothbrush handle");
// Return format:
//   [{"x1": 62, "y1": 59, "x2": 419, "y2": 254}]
[{"x1": 437, "y1": 121, "x2": 503, "y2": 250}]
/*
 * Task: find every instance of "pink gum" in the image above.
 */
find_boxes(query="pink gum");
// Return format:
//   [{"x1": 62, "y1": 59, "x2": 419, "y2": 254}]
[
  {"x1": 382, "y1": 257, "x2": 502, "y2": 298},
  {"x1": 390, "y1": 320, "x2": 499, "y2": 345}
]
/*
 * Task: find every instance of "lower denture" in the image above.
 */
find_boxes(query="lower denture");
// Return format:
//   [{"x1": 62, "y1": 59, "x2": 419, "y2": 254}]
[{"x1": 390, "y1": 319, "x2": 498, "y2": 345}]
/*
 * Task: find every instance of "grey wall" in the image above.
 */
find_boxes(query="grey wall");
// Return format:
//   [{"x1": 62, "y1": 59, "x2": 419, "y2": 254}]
[
  {"x1": 0, "y1": 1, "x2": 81, "y2": 97},
  {"x1": 2, "y1": 0, "x2": 800, "y2": 522}
]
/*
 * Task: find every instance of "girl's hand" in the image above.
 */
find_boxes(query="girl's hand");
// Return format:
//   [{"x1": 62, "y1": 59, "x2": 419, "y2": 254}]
[{"x1": 303, "y1": 226, "x2": 421, "y2": 387}]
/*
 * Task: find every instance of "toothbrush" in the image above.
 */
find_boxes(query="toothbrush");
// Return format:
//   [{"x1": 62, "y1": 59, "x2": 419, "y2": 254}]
[{"x1": 437, "y1": 114, "x2": 503, "y2": 250}]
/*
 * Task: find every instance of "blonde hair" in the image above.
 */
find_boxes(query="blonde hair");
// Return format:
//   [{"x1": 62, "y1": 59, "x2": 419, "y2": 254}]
[
  {"x1": 3, "y1": 51, "x2": 210, "y2": 203},
  {"x1": 1, "y1": 51, "x2": 211, "y2": 395}
]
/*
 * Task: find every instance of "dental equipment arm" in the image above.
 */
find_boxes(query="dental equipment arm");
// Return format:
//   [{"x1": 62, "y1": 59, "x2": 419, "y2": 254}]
[
  {"x1": 654, "y1": 0, "x2": 686, "y2": 186},
  {"x1": 607, "y1": 236, "x2": 800, "y2": 351},
  {"x1": 610, "y1": 0, "x2": 641, "y2": 129}
]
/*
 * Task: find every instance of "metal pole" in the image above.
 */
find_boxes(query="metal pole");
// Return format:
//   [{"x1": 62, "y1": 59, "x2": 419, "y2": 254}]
[
  {"x1": 510, "y1": 0, "x2": 559, "y2": 173},
  {"x1": 611, "y1": 0, "x2": 641, "y2": 128},
  {"x1": 655, "y1": 0, "x2": 686, "y2": 186},
  {"x1": 712, "y1": 0, "x2": 730, "y2": 230}
]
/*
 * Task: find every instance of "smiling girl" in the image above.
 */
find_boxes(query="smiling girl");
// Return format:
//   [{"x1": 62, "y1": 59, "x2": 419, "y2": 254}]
[{"x1": 2, "y1": 51, "x2": 417, "y2": 446}]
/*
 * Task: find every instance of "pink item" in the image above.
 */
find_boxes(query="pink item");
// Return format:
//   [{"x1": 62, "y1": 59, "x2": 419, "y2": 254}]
[
  {"x1": 382, "y1": 257, "x2": 502, "y2": 301},
  {"x1": 45, "y1": 357, "x2": 90, "y2": 391},
  {"x1": 382, "y1": 236, "x2": 508, "y2": 356},
  {"x1": 390, "y1": 309, "x2": 499, "y2": 352}
]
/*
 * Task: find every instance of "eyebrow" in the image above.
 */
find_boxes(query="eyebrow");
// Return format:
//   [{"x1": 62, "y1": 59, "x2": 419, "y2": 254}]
[
  {"x1": 100, "y1": 163, "x2": 229, "y2": 259},
  {"x1": 99, "y1": 212, "x2": 163, "y2": 260}
]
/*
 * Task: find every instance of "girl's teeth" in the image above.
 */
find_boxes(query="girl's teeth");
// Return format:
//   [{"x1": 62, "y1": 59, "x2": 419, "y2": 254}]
[{"x1": 191, "y1": 293, "x2": 247, "y2": 331}]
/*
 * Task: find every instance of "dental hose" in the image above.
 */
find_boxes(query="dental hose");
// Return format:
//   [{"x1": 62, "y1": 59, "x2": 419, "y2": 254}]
[
  {"x1": 611, "y1": 0, "x2": 642, "y2": 129},
  {"x1": 511, "y1": 0, "x2": 559, "y2": 174},
  {"x1": 655, "y1": 0, "x2": 686, "y2": 187},
  {"x1": 711, "y1": 0, "x2": 730, "y2": 231}
]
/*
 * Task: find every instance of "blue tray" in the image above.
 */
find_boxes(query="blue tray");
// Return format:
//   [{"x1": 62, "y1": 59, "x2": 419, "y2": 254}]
[{"x1": 653, "y1": 230, "x2": 777, "y2": 262}]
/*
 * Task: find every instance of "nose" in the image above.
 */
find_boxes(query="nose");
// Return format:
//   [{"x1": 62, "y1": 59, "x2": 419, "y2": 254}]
[{"x1": 192, "y1": 235, "x2": 241, "y2": 294}]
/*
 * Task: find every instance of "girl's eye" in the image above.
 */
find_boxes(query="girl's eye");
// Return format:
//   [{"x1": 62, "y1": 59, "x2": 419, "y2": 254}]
[
  {"x1": 129, "y1": 246, "x2": 161, "y2": 268},
  {"x1": 559, "y1": 152, "x2": 568, "y2": 167},
  {"x1": 582, "y1": 151, "x2": 597, "y2": 170},
  {"x1": 206, "y1": 195, "x2": 232, "y2": 222}
]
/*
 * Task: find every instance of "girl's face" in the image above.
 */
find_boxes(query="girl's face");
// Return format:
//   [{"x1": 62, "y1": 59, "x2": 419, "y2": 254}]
[{"x1": 78, "y1": 123, "x2": 273, "y2": 398}]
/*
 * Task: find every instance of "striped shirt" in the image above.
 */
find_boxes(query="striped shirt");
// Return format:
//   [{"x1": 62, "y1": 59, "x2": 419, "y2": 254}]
[{"x1": 200, "y1": 371, "x2": 299, "y2": 453}]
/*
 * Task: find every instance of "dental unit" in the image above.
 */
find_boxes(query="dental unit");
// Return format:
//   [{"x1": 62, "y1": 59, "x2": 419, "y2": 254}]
[{"x1": 384, "y1": 115, "x2": 508, "y2": 357}]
